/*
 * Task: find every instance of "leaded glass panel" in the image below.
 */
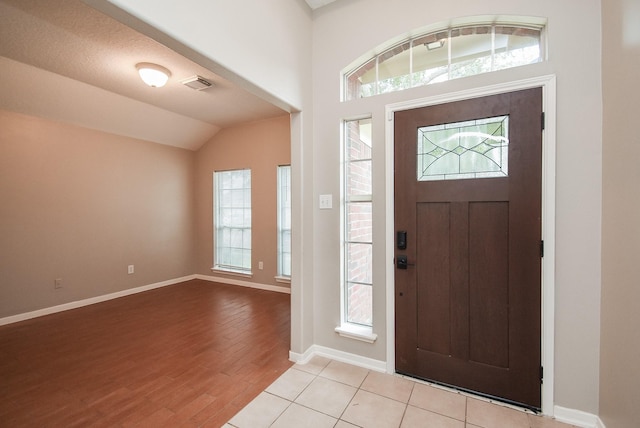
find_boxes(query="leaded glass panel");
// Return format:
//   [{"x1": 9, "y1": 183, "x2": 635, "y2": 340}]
[{"x1": 417, "y1": 115, "x2": 509, "y2": 181}]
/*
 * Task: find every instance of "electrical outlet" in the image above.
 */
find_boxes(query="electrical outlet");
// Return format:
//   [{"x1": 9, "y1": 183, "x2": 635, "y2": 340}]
[
  {"x1": 258, "y1": 261, "x2": 264, "y2": 270},
  {"x1": 54, "y1": 278, "x2": 62, "y2": 289},
  {"x1": 128, "y1": 265, "x2": 134, "y2": 274}
]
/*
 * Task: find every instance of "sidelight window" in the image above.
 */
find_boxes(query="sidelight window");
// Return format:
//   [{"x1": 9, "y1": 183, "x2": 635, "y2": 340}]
[{"x1": 342, "y1": 118, "x2": 373, "y2": 328}]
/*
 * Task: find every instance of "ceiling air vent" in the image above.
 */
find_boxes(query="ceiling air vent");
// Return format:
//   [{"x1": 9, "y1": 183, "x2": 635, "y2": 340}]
[{"x1": 181, "y1": 75, "x2": 213, "y2": 91}]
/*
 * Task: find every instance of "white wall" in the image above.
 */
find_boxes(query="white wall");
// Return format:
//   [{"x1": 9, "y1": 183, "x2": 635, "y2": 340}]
[{"x1": 311, "y1": 0, "x2": 602, "y2": 415}]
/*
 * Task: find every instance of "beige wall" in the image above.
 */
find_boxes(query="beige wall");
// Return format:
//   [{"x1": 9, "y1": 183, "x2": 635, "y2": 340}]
[
  {"x1": 0, "y1": 110, "x2": 196, "y2": 318},
  {"x1": 600, "y1": 0, "x2": 640, "y2": 426},
  {"x1": 0, "y1": 111, "x2": 292, "y2": 318},
  {"x1": 194, "y1": 115, "x2": 291, "y2": 287}
]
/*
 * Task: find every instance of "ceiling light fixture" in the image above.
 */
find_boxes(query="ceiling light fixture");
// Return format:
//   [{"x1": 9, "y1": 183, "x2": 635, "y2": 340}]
[{"x1": 136, "y1": 63, "x2": 171, "y2": 88}]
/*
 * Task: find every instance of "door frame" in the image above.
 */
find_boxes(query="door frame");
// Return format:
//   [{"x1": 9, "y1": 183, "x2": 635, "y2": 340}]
[{"x1": 384, "y1": 75, "x2": 557, "y2": 415}]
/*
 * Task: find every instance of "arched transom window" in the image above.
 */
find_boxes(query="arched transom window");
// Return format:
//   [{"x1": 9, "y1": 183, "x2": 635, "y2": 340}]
[{"x1": 343, "y1": 21, "x2": 544, "y2": 101}]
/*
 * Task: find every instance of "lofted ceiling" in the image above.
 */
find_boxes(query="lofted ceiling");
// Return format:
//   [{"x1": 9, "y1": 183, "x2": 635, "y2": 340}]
[{"x1": 0, "y1": 0, "x2": 310, "y2": 151}]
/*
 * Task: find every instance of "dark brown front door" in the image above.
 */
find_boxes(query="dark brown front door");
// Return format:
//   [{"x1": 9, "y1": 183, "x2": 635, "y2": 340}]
[{"x1": 394, "y1": 88, "x2": 543, "y2": 409}]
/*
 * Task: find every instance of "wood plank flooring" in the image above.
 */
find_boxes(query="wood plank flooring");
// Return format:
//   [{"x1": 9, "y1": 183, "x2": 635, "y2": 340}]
[{"x1": 0, "y1": 279, "x2": 292, "y2": 427}]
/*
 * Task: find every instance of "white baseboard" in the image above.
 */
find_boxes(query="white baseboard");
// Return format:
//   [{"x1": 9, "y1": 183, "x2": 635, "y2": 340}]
[
  {"x1": 195, "y1": 274, "x2": 291, "y2": 294},
  {"x1": 290, "y1": 344, "x2": 387, "y2": 373},
  {"x1": 0, "y1": 274, "x2": 197, "y2": 326},
  {"x1": 554, "y1": 406, "x2": 606, "y2": 428},
  {"x1": 0, "y1": 273, "x2": 291, "y2": 327}
]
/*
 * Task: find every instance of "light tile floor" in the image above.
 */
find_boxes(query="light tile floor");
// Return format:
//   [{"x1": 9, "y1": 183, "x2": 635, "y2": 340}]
[{"x1": 225, "y1": 356, "x2": 577, "y2": 428}]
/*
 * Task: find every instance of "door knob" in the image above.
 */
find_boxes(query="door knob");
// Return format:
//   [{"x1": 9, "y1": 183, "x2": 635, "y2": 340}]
[{"x1": 396, "y1": 255, "x2": 414, "y2": 269}]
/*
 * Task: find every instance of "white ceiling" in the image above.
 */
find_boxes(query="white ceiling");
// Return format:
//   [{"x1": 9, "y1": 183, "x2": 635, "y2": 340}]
[{"x1": 0, "y1": 0, "x2": 298, "y2": 150}]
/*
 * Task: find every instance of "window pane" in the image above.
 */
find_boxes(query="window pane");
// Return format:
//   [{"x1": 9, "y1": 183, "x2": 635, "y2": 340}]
[
  {"x1": 417, "y1": 115, "x2": 509, "y2": 181},
  {"x1": 347, "y1": 160, "x2": 372, "y2": 196},
  {"x1": 411, "y1": 31, "x2": 449, "y2": 86},
  {"x1": 347, "y1": 135, "x2": 372, "y2": 160},
  {"x1": 347, "y1": 282, "x2": 372, "y2": 326},
  {"x1": 493, "y1": 27, "x2": 541, "y2": 70},
  {"x1": 230, "y1": 228, "x2": 243, "y2": 247},
  {"x1": 347, "y1": 202, "x2": 372, "y2": 243},
  {"x1": 282, "y1": 253, "x2": 291, "y2": 278},
  {"x1": 377, "y1": 42, "x2": 411, "y2": 94},
  {"x1": 347, "y1": 243, "x2": 373, "y2": 284},
  {"x1": 231, "y1": 189, "x2": 243, "y2": 207},
  {"x1": 345, "y1": 119, "x2": 372, "y2": 160},
  {"x1": 346, "y1": 57, "x2": 376, "y2": 100},
  {"x1": 449, "y1": 27, "x2": 493, "y2": 79}
]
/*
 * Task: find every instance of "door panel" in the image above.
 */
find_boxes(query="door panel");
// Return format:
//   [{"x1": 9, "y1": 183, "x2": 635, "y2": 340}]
[
  {"x1": 394, "y1": 88, "x2": 542, "y2": 409},
  {"x1": 416, "y1": 202, "x2": 451, "y2": 355},
  {"x1": 469, "y1": 201, "x2": 509, "y2": 368}
]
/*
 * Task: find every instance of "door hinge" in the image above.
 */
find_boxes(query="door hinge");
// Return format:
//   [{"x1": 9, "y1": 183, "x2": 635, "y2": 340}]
[
  {"x1": 541, "y1": 112, "x2": 546, "y2": 131},
  {"x1": 540, "y1": 240, "x2": 544, "y2": 258},
  {"x1": 540, "y1": 366, "x2": 544, "y2": 383}
]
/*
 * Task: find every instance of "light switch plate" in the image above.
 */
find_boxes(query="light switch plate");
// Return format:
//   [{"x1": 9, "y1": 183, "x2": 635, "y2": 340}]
[{"x1": 319, "y1": 194, "x2": 333, "y2": 209}]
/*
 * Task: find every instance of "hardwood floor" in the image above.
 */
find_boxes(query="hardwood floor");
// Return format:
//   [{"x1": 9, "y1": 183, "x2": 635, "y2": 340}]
[{"x1": 0, "y1": 279, "x2": 292, "y2": 427}]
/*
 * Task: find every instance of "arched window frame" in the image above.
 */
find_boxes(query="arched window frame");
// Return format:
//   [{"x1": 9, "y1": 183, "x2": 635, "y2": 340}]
[{"x1": 342, "y1": 18, "x2": 546, "y2": 101}]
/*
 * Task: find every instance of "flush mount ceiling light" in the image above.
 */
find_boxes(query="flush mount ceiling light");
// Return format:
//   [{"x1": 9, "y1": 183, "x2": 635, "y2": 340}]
[{"x1": 136, "y1": 62, "x2": 171, "y2": 87}]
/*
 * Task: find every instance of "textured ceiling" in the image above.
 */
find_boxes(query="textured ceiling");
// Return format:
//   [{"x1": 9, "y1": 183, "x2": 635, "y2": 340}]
[{"x1": 0, "y1": 0, "x2": 289, "y2": 150}]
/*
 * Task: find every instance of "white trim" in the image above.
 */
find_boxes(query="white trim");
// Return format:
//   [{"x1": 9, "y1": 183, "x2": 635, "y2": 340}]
[
  {"x1": 0, "y1": 273, "x2": 291, "y2": 327},
  {"x1": 0, "y1": 274, "x2": 197, "y2": 326},
  {"x1": 274, "y1": 275, "x2": 291, "y2": 284},
  {"x1": 540, "y1": 75, "x2": 557, "y2": 415},
  {"x1": 384, "y1": 75, "x2": 557, "y2": 415},
  {"x1": 554, "y1": 406, "x2": 606, "y2": 428},
  {"x1": 195, "y1": 274, "x2": 291, "y2": 294},
  {"x1": 289, "y1": 344, "x2": 387, "y2": 373},
  {"x1": 334, "y1": 324, "x2": 378, "y2": 343},
  {"x1": 210, "y1": 267, "x2": 253, "y2": 278}
]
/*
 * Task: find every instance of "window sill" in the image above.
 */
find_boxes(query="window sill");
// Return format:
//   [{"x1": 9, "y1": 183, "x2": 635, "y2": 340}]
[
  {"x1": 335, "y1": 324, "x2": 377, "y2": 343},
  {"x1": 275, "y1": 276, "x2": 291, "y2": 284},
  {"x1": 211, "y1": 267, "x2": 253, "y2": 279}
]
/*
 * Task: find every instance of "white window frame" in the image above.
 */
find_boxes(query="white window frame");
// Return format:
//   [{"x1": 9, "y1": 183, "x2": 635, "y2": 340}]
[
  {"x1": 213, "y1": 169, "x2": 252, "y2": 276},
  {"x1": 336, "y1": 117, "x2": 377, "y2": 343},
  {"x1": 276, "y1": 165, "x2": 291, "y2": 282},
  {"x1": 343, "y1": 20, "x2": 546, "y2": 101}
]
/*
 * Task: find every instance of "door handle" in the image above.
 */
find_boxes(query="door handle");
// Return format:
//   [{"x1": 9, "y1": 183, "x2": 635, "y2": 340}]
[{"x1": 396, "y1": 255, "x2": 414, "y2": 269}]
